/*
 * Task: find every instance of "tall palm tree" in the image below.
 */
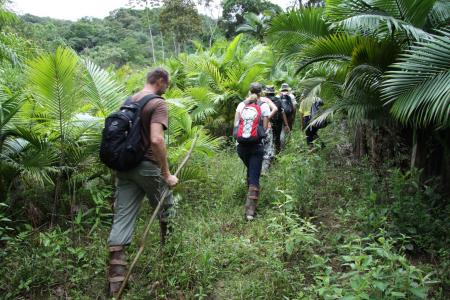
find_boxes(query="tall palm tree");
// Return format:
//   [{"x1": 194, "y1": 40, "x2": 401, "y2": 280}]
[
  {"x1": 267, "y1": 1, "x2": 449, "y2": 164},
  {"x1": 237, "y1": 11, "x2": 277, "y2": 42}
]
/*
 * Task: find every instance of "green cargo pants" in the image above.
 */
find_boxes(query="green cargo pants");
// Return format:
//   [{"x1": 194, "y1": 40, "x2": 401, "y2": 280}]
[{"x1": 108, "y1": 160, "x2": 175, "y2": 246}]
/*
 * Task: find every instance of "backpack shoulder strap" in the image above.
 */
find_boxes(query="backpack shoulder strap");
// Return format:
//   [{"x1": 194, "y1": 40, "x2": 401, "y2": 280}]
[
  {"x1": 136, "y1": 94, "x2": 161, "y2": 109},
  {"x1": 123, "y1": 96, "x2": 133, "y2": 105}
]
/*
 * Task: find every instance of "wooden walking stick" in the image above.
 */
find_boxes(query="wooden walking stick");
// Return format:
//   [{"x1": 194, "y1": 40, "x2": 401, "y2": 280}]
[{"x1": 116, "y1": 134, "x2": 199, "y2": 299}]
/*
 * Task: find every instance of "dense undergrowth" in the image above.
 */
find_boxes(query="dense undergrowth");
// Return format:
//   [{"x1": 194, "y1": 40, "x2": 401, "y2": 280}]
[{"x1": 1, "y1": 122, "x2": 449, "y2": 299}]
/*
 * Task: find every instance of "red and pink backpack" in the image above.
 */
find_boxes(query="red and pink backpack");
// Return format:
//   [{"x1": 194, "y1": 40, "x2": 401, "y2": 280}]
[{"x1": 236, "y1": 101, "x2": 266, "y2": 144}]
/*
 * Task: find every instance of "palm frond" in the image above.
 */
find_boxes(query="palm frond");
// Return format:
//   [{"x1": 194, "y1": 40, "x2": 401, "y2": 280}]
[
  {"x1": 267, "y1": 8, "x2": 330, "y2": 60},
  {"x1": 0, "y1": 32, "x2": 20, "y2": 66},
  {"x1": 327, "y1": 0, "x2": 434, "y2": 40},
  {"x1": 334, "y1": 14, "x2": 430, "y2": 41},
  {"x1": 0, "y1": 85, "x2": 23, "y2": 131},
  {"x1": 222, "y1": 34, "x2": 242, "y2": 65},
  {"x1": 28, "y1": 46, "x2": 81, "y2": 133},
  {"x1": 82, "y1": 59, "x2": 126, "y2": 117},
  {"x1": 382, "y1": 29, "x2": 450, "y2": 128},
  {"x1": 238, "y1": 64, "x2": 266, "y2": 97},
  {"x1": 186, "y1": 87, "x2": 217, "y2": 123},
  {"x1": 296, "y1": 34, "x2": 361, "y2": 72},
  {"x1": 428, "y1": 0, "x2": 450, "y2": 29},
  {"x1": 344, "y1": 64, "x2": 383, "y2": 96}
]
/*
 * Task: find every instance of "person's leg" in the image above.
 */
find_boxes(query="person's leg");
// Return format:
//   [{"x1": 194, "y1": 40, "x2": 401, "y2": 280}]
[
  {"x1": 133, "y1": 161, "x2": 175, "y2": 246},
  {"x1": 272, "y1": 123, "x2": 282, "y2": 154},
  {"x1": 245, "y1": 145, "x2": 264, "y2": 220},
  {"x1": 247, "y1": 145, "x2": 264, "y2": 187},
  {"x1": 262, "y1": 127, "x2": 274, "y2": 174},
  {"x1": 237, "y1": 144, "x2": 250, "y2": 186},
  {"x1": 107, "y1": 174, "x2": 145, "y2": 296},
  {"x1": 303, "y1": 116, "x2": 313, "y2": 145},
  {"x1": 287, "y1": 114, "x2": 294, "y2": 130},
  {"x1": 108, "y1": 176, "x2": 145, "y2": 246},
  {"x1": 311, "y1": 126, "x2": 319, "y2": 143}
]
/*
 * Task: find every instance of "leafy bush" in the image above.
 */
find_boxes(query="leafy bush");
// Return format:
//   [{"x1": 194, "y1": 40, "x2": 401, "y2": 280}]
[
  {"x1": 310, "y1": 233, "x2": 435, "y2": 300},
  {"x1": 0, "y1": 226, "x2": 107, "y2": 299},
  {"x1": 351, "y1": 168, "x2": 450, "y2": 254}
]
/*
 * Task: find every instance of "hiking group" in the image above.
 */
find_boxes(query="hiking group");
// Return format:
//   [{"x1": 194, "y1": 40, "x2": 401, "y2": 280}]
[
  {"x1": 234, "y1": 82, "x2": 325, "y2": 221},
  {"x1": 99, "y1": 68, "x2": 325, "y2": 297}
]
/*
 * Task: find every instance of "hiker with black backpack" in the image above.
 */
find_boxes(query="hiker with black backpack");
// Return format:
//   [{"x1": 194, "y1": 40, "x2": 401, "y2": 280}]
[
  {"x1": 264, "y1": 86, "x2": 290, "y2": 154},
  {"x1": 279, "y1": 83, "x2": 297, "y2": 132},
  {"x1": 99, "y1": 68, "x2": 178, "y2": 297},
  {"x1": 234, "y1": 83, "x2": 270, "y2": 221}
]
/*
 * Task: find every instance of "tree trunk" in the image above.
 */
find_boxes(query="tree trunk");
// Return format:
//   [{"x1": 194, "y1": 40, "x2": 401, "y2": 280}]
[
  {"x1": 354, "y1": 124, "x2": 368, "y2": 159},
  {"x1": 173, "y1": 35, "x2": 177, "y2": 56},
  {"x1": 149, "y1": 27, "x2": 156, "y2": 64},
  {"x1": 50, "y1": 171, "x2": 62, "y2": 227},
  {"x1": 160, "y1": 32, "x2": 165, "y2": 62},
  {"x1": 410, "y1": 128, "x2": 418, "y2": 170}
]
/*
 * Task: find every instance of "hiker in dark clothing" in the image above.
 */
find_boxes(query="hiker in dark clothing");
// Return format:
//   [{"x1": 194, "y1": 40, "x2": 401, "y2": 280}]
[
  {"x1": 234, "y1": 83, "x2": 270, "y2": 221},
  {"x1": 279, "y1": 83, "x2": 297, "y2": 132},
  {"x1": 264, "y1": 86, "x2": 290, "y2": 154}
]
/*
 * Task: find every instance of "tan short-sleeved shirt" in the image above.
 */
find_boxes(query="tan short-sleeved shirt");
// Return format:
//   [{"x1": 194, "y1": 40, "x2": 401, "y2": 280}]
[{"x1": 131, "y1": 93, "x2": 168, "y2": 165}]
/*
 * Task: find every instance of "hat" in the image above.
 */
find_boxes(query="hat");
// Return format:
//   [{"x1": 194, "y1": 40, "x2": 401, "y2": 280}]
[
  {"x1": 250, "y1": 82, "x2": 262, "y2": 94},
  {"x1": 280, "y1": 83, "x2": 291, "y2": 91},
  {"x1": 264, "y1": 86, "x2": 275, "y2": 95}
]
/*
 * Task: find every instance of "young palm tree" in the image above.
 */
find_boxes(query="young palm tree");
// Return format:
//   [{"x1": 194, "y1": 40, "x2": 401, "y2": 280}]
[{"x1": 167, "y1": 34, "x2": 273, "y2": 135}]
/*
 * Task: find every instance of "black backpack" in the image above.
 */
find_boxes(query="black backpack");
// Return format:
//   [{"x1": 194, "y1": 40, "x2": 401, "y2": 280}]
[
  {"x1": 280, "y1": 93, "x2": 294, "y2": 116},
  {"x1": 269, "y1": 96, "x2": 283, "y2": 123},
  {"x1": 99, "y1": 94, "x2": 159, "y2": 171}
]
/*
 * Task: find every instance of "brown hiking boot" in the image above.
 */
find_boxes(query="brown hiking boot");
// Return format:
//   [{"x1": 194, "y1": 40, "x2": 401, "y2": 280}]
[
  {"x1": 245, "y1": 185, "x2": 259, "y2": 221},
  {"x1": 107, "y1": 245, "x2": 127, "y2": 297}
]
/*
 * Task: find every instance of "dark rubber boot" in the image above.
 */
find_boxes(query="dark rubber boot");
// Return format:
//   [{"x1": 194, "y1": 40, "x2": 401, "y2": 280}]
[
  {"x1": 160, "y1": 221, "x2": 170, "y2": 246},
  {"x1": 107, "y1": 245, "x2": 127, "y2": 297}
]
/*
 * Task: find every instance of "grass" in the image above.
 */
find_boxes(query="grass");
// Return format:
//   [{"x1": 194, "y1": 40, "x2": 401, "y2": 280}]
[{"x1": 0, "y1": 122, "x2": 448, "y2": 299}]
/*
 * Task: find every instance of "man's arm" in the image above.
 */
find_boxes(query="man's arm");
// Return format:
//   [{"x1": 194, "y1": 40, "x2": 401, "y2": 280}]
[
  {"x1": 264, "y1": 98, "x2": 278, "y2": 120},
  {"x1": 263, "y1": 116, "x2": 269, "y2": 129},
  {"x1": 150, "y1": 123, "x2": 178, "y2": 187},
  {"x1": 282, "y1": 111, "x2": 290, "y2": 132}
]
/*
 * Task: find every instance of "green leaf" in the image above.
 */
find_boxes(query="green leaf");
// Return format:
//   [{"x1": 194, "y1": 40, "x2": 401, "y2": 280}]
[
  {"x1": 409, "y1": 287, "x2": 428, "y2": 299},
  {"x1": 374, "y1": 281, "x2": 388, "y2": 292},
  {"x1": 391, "y1": 291, "x2": 406, "y2": 298}
]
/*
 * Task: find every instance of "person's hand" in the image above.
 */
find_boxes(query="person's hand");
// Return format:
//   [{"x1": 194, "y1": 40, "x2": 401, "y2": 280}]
[
  {"x1": 164, "y1": 174, "x2": 179, "y2": 187},
  {"x1": 285, "y1": 126, "x2": 291, "y2": 134}
]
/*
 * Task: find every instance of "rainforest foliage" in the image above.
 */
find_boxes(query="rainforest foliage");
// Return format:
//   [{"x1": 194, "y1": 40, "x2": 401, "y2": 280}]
[{"x1": 0, "y1": 0, "x2": 449, "y2": 299}]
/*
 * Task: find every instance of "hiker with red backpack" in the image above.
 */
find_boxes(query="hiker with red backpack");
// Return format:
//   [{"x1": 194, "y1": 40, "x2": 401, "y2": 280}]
[{"x1": 234, "y1": 83, "x2": 270, "y2": 220}]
